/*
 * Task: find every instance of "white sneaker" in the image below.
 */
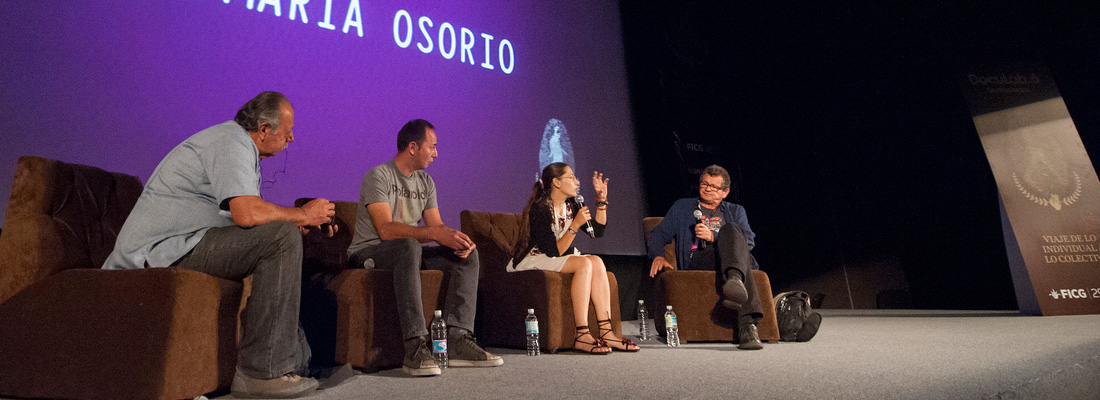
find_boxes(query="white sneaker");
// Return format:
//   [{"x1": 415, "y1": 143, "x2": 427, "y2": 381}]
[{"x1": 231, "y1": 368, "x2": 318, "y2": 399}]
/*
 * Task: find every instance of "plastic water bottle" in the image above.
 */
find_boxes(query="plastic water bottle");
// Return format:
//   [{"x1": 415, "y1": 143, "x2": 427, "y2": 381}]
[
  {"x1": 664, "y1": 305, "x2": 680, "y2": 347},
  {"x1": 637, "y1": 300, "x2": 650, "y2": 341},
  {"x1": 525, "y1": 308, "x2": 540, "y2": 356},
  {"x1": 430, "y1": 310, "x2": 448, "y2": 368}
]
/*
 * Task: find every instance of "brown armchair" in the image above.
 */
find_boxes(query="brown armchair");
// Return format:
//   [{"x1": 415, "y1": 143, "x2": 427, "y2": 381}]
[
  {"x1": 295, "y1": 199, "x2": 445, "y2": 372},
  {"x1": 0, "y1": 156, "x2": 249, "y2": 400},
  {"x1": 460, "y1": 210, "x2": 621, "y2": 352},
  {"x1": 643, "y1": 216, "x2": 780, "y2": 342}
]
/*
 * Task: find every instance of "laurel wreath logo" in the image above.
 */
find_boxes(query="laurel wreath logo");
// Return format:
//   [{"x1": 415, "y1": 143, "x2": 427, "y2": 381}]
[{"x1": 1012, "y1": 170, "x2": 1082, "y2": 211}]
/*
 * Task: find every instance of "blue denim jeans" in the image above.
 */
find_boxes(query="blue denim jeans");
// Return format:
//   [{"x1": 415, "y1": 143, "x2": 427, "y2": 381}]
[
  {"x1": 175, "y1": 221, "x2": 310, "y2": 379},
  {"x1": 348, "y1": 238, "x2": 480, "y2": 339}
]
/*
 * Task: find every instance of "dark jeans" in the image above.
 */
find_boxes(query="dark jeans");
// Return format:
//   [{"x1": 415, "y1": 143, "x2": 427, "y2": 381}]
[
  {"x1": 174, "y1": 221, "x2": 310, "y2": 380},
  {"x1": 691, "y1": 223, "x2": 764, "y2": 324},
  {"x1": 348, "y1": 238, "x2": 480, "y2": 339}
]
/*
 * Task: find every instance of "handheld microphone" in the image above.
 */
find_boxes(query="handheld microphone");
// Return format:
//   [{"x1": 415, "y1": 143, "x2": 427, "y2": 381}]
[
  {"x1": 693, "y1": 209, "x2": 707, "y2": 249},
  {"x1": 575, "y1": 194, "x2": 596, "y2": 237}
]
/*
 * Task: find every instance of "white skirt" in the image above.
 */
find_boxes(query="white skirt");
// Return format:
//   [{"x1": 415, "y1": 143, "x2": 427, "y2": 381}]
[{"x1": 506, "y1": 248, "x2": 583, "y2": 272}]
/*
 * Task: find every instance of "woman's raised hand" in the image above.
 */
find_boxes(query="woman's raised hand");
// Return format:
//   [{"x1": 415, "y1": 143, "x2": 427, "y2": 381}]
[{"x1": 592, "y1": 171, "x2": 609, "y2": 201}]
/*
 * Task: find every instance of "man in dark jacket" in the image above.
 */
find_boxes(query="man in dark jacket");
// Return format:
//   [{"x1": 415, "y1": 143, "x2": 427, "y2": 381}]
[{"x1": 647, "y1": 165, "x2": 764, "y2": 350}]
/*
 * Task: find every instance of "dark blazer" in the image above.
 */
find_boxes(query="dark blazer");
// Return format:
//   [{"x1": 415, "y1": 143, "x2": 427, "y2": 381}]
[{"x1": 647, "y1": 198, "x2": 758, "y2": 270}]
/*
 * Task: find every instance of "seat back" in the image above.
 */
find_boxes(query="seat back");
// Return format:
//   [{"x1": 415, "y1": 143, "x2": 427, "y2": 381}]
[
  {"x1": 642, "y1": 216, "x2": 678, "y2": 269},
  {"x1": 459, "y1": 210, "x2": 522, "y2": 280},
  {"x1": 0, "y1": 156, "x2": 143, "y2": 304},
  {"x1": 295, "y1": 198, "x2": 359, "y2": 274}
]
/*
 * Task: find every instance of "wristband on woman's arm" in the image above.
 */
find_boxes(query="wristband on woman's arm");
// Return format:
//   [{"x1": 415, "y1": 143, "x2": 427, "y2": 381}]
[{"x1": 567, "y1": 227, "x2": 578, "y2": 235}]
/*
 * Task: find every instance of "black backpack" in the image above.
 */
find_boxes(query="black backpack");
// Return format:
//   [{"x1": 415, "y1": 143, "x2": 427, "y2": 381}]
[{"x1": 773, "y1": 291, "x2": 819, "y2": 341}]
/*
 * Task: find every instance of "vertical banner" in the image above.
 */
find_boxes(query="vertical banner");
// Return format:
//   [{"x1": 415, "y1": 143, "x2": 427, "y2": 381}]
[{"x1": 958, "y1": 63, "x2": 1100, "y2": 315}]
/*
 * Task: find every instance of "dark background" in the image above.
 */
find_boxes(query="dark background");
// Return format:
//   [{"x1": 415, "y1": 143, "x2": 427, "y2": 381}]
[{"x1": 614, "y1": 1, "x2": 1100, "y2": 310}]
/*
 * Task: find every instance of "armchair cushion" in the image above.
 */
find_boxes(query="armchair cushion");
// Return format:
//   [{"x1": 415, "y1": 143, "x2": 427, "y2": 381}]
[
  {"x1": 0, "y1": 156, "x2": 248, "y2": 400},
  {"x1": 0, "y1": 267, "x2": 244, "y2": 400},
  {"x1": 0, "y1": 156, "x2": 142, "y2": 303}
]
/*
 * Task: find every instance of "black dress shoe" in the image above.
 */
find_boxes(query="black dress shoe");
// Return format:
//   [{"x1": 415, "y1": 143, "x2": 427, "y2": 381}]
[
  {"x1": 721, "y1": 278, "x2": 748, "y2": 310},
  {"x1": 737, "y1": 323, "x2": 763, "y2": 350}
]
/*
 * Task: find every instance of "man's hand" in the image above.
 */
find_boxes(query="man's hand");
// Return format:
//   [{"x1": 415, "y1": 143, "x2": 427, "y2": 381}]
[
  {"x1": 431, "y1": 226, "x2": 475, "y2": 252},
  {"x1": 301, "y1": 198, "x2": 336, "y2": 226},
  {"x1": 694, "y1": 223, "x2": 714, "y2": 242},
  {"x1": 426, "y1": 223, "x2": 475, "y2": 258},
  {"x1": 300, "y1": 222, "x2": 338, "y2": 238},
  {"x1": 650, "y1": 256, "x2": 672, "y2": 277},
  {"x1": 453, "y1": 243, "x2": 477, "y2": 259}
]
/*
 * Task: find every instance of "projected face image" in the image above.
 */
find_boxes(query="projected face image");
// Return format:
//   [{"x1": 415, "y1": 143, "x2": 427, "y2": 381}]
[
  {"x1": 412, "y1": 128, "x2": 438, "y2": 170},
  {"x1": 539, "y1": 119, "x2": 575, "y2": 178},
  {"x1": 258, "y1": 103, "x2": 295, "y2": 159}
]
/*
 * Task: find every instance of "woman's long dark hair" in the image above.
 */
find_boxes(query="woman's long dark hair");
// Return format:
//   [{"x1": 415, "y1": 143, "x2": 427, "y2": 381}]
[{"x1": 512, "y1": 162, "x2": 570, "y2": 265}]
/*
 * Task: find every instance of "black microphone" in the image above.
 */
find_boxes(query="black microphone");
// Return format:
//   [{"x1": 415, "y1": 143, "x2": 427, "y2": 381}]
[
  {"x1": 693, "y1": 209, "x2": 707, "y2": 249},
  {"x1": 575, "y1": 194, "x2": 596, "y2": 237}
]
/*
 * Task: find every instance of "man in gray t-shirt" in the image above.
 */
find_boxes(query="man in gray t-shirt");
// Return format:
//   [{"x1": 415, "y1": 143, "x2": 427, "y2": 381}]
[
  {"x1": 102, "y1": 92, "x2": 335, "y2": 399},
  {"x1": 347, "y1": 119, "x2": 502, "y2": 377},
  {"x1": 346, "y1": 158, "x2": 438, "y2": 255}
]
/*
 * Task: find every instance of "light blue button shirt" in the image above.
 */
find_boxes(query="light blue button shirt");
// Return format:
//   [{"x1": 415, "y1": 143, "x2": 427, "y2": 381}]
[{"x1": 103, "y1": 121, "x2": 261, "y2": 269}]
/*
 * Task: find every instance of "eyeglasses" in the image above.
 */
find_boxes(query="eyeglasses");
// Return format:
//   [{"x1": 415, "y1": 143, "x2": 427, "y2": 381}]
[{"x1": 700, "y1": 182, "x2": 728, "y2": 192}]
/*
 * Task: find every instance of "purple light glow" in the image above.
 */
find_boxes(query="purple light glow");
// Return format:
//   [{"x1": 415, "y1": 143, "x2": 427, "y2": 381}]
[{"x1": 0, "y1": 0, "x2": 643, "y2": 254}]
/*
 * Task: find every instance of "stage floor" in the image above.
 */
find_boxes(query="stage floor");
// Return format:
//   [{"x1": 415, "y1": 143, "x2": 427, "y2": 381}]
[{"x1": 211, "y1": 309, "x2": 1100, "y2": 399}]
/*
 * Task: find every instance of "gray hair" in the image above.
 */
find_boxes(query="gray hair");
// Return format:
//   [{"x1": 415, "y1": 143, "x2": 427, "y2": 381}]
[{"x1": 234, "y1": 91, "x2": 289, "y2": 132}]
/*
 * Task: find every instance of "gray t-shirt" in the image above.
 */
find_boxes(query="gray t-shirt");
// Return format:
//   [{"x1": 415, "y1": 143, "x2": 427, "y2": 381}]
[
  {"x1": 347, "y1": 159, "x2": 438, "y2": 256},
  {"x1": 102, "y1": 121, "x2": 261, "y2": 269}
]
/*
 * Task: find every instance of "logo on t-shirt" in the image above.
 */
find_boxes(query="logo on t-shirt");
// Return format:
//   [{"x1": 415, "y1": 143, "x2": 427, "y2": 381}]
[
  {"x1": 392, "y1": 184, "x2": 429, "y2": 200},
  {"x1": 691, "y1": 214, "x2": 724, "y2": 250},
  {"x1": 702, "y1": 215, "x2": 723, "y2": 232}
]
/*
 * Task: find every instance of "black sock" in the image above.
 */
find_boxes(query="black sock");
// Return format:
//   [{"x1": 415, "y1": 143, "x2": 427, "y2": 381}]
[{"x1": 738, "y1": 315, "x2": 756, "y2": 326}]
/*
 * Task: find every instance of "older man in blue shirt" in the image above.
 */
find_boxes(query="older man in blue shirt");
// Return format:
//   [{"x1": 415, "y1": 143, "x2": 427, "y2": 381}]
[
  {"x1": 647, "y1": 165, "x2": 764, "y2": 350},
  {"x1": 103, "y1": 92, "x2": 335, "y2": 398}
]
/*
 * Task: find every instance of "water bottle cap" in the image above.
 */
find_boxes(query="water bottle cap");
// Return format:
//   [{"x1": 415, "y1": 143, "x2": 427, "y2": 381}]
[
  {"x1": 434, "y1": 310, "x2": 442, "y2": 317},
  {"x1": 527, "y1": 308, "x2": 534, "y2": 314},
  {"x1": 638, "y1": 300, "x2": 644, "y2": 305},
  {"x1": 666, "y1": 305, "x2": 673, "y2": 310}
]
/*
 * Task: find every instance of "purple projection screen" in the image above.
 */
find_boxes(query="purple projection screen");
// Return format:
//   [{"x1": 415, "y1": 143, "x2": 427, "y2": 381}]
[{"x1": 0, "y1": 1, "x2": 645, "y2": 254}]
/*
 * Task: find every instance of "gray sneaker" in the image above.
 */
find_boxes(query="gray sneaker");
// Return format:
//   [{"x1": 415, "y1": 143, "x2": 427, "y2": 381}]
[
  {"x1": 448, "y1": 331, "x2": 504, "y2": 367},
  {"x1": 402, "y1": 336, "x2": 442, "y2": 376},
  {"x1": 230, "y1": 369, "x2": 318, "y2": 399}
]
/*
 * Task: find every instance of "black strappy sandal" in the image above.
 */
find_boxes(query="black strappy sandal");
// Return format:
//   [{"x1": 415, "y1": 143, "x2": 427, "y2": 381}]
[
  {"x1": 598, "y1": 319, "x2": 640, "y2": 352},
  {"x1": 573, "y1": 325, "x2": 611, "y2": 355}
]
